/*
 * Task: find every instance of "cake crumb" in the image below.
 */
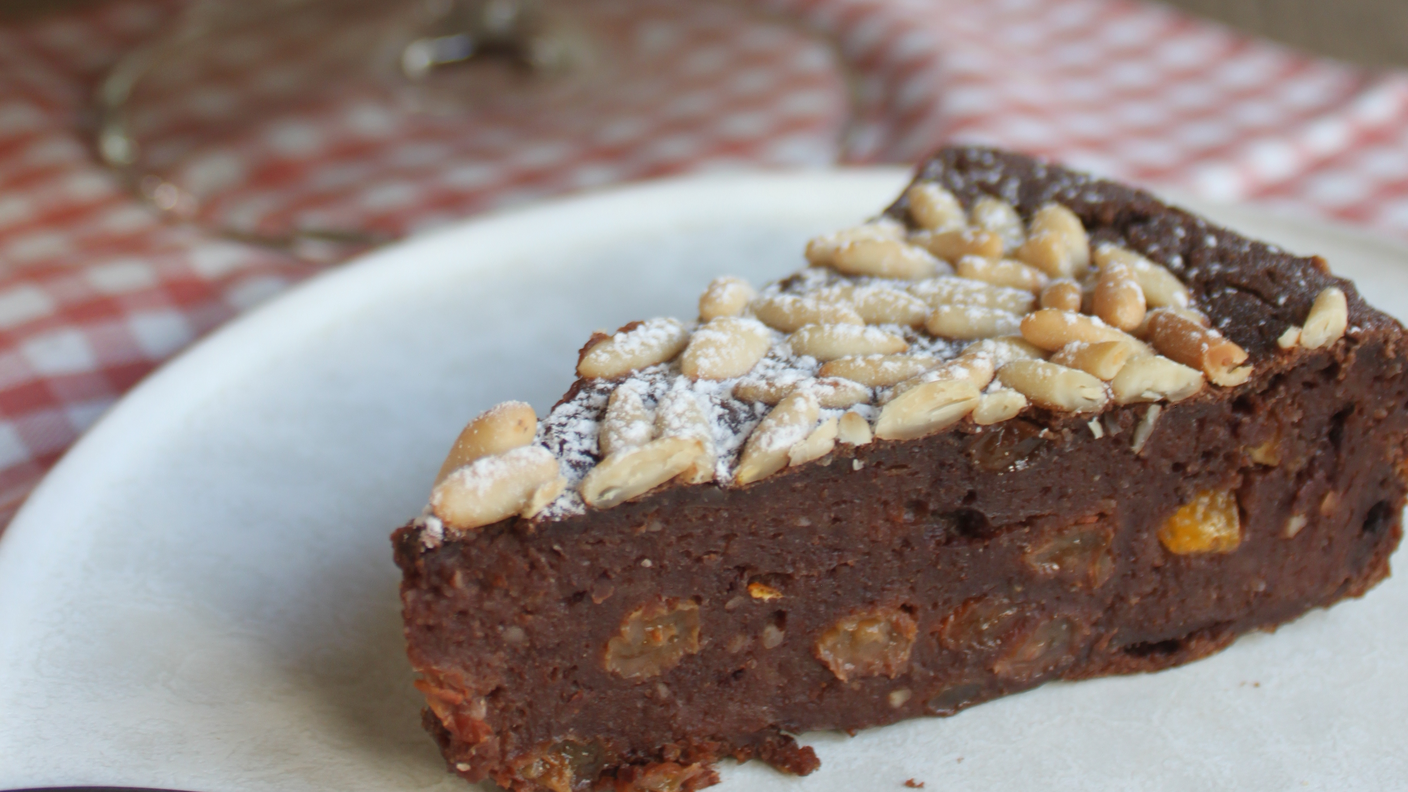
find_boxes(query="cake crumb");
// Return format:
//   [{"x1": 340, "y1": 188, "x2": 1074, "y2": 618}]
[{"x1": 903, "y1": 780, "x2": 925, "y2": 788}]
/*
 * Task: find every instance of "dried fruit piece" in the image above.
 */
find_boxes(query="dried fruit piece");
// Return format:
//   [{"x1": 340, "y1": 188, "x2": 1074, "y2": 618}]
[
  {"x1": 906, "y1": 183, "x2": 966, "y2": 232},
  {"x1": 431, "y1": 446, "x2": 562, "y2": 531},
  {"x1": 680, "y1": 316, "x2": 773, "y2": 381},
  {"x1": 436, "y1": 401, "x2": 537, "y2": 484},
  {"x1": 580, "y1": 437, "x2": 706, "y2": 508},
  {"x1": 514, "y1": 741, "x2": 607, "y2": 792},
  {"x1": 578, "y1": 318, "x2": 690, "y2": 379},
  {"x1": 940, "y1": 596, "x2": 1024, "y2": 652},
  {"x1": 698, "y1": 276, "x2": 756, "y2": 321},
  {"x1": 1300, "y1": 286, "x2": 1347, "y2": 350},
  {"x1": 604, "y1": 600, "x2": 702, "y2": 679},
  {"x1": 814, "y1": 607, "x2": 918, "y2": 681},
  {"x1": 993, "y1": 617, "x2": 1078, "y2": 682},
  {"x1": 1159, "y1": 489, "x2": 1241, "y2": 554},
  {"x1": 1024, "y1": 523, "x2": 1115, "y2": 588}
]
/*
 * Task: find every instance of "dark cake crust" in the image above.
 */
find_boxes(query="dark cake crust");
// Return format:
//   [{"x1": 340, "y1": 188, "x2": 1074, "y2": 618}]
[{"x1": 394, "y1": 147, "x2": 1407, "y2": 792}]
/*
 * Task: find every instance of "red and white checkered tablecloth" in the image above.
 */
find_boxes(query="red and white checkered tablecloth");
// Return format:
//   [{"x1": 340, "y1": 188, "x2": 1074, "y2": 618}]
[{"x1": 1, "y1": 0, "x2": 1407, "y2": 529}]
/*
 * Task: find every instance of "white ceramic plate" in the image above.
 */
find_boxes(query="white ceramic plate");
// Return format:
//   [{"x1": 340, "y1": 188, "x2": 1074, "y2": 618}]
[{"x1": 2, "y1": 170, "x2": 1408, "y2": 792}]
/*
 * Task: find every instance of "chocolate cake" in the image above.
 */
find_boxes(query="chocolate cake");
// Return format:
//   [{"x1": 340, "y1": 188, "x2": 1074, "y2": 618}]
[{"x1": 392, "y1": 146, "x2": 1407, "y2": 792}]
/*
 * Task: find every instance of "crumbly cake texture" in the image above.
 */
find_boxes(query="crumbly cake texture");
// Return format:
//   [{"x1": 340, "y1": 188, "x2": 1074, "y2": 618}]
[{"x1": 394, "y1": 146, "x2": 1407, "y2": 792}]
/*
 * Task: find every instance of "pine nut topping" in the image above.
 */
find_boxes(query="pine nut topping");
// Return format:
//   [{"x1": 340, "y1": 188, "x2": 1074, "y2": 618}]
[
  {"x1": 926, "y1": 304, "x2": 1024, "y2": 340},
  {"x1": 910, "y1": 276, "x2": 1036, "y2": 314},
  {"x1": 435, "y1": 401, "x2": 537, "y2": 485},
  {"x1": 1093, "y1": 244, "x2": 1188, "y2": 309},
  {"x1": 832, "y1": 237, "x2": 944, "y2": 280},
  {"x1": 431, "y1": 446, "x2": 562, "y2": 531},
  {"x1": 735, "y1": 377, "x2": 870, "y2": 408},
  {"x1": 956, "y1": 256, "x2": 1049, "y2": 293},
  {"x1": 599, "y1": 384, "x2": 654, "y2": 457},
  {"x1": 906, "y1": 183, "x2": 966, "y2": 231},
  {"x1": 580, "y1": 436, "x2": 707, "y2": 508},
  {"x1": 680, "y1": 316, "x2": 773, "y2": 381},
  {"x1": 1093, "y1": 258, "x2": 1147, "y2": 331},
  {"x1": 736, "y1": 391, "x2": 821, "y2": 485},
  {"x1": 1145, "y1": 309, "x2": 1251, "y2": 387},
  {"x1": 847, "y1": 285, "x2": 932, "y2": 326},
  {"x1": 874, "y1": 377, "x2": 981, "y2": 440},
  {"x1": 1110, "y1": 354, "x2": 1205, "y2": 405},
  {"x1": 820, "y1": 354, "x2": 939, "y2": 387},
  {"x1": 789, "y1": 323, "x2": 908, "y2": 361},
  {"x1": 752, "y1": 293, "x2": 864, "y2": 332},
  {"x1": 1021, "y1": 308, "x2": 1135, "y2": 351},
  {"x1": 578, "y1": 317, "x2": 691, "y2": 379},
  {"x1": 1278, "y1": 326, "x2": 1302, "y2": 349},
  {"x1": 1300, "y1": 286, "x2": 1347, "y2": 350},
  {"x1": 698, "y1": 276, "x2": 756, "y2": 320},
  {"x1": 655, "y1": 389, "x2": 717, "y2": 484},
  {"x1": 972, "y1": 388, "x2": 1028, "y2": 425},
  {"x1": 805, "y1": 220, "x2": 904, "y2": 267},
  {"x1": 1050, "y1": 340, "x2": 1132, "y2": 381},
  {"x1": 1040, "y1": 279, "x2": 1083, "y2": 312},
  {"x1": 911, "y1": 227, "x2": 1004, "y2": 262},
  {"x1": 998, "y1": 359, "x2": 1109, "y2": 413},
  {"x1": 971, "y1": 197, "x2": 1025, "y2": 252},
  {"x1": 789, "y1": 415, "x2": 839, "y2": 466},
  {"x1": 838, "y1": 410, "x2": 873, "y2": 445},
  {"x1": 1017, "y1": 203, "x2": 1089, "y2": 278}
]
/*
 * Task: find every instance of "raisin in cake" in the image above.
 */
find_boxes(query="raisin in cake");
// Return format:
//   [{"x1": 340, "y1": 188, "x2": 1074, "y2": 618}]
[{"x1": 393, "y1": 146, "x2": 1408, "y2": 792}]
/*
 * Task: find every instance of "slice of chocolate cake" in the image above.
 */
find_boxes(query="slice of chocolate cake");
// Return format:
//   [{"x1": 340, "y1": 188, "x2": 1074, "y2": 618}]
[{"x1": 392, "y1": 146, "x2": 1407, "y2": 792}]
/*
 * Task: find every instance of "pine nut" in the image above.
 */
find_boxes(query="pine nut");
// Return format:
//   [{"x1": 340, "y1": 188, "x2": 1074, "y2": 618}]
[
  {"x1": 998, "y1": 359, "x2": 1109, "y2": 413},
  {"x1": 578, "y1": 317, "x2": 691, "y2": 379},
  {"x1": 752, "y1": 293, "x2": 864, "y2": 332},
  {"x1": 580, "y1": 436, "x2": 707, "y2": 508},
  {"x1": 655, "y1": 389, "x2": 716, "y2": 483},
  {"x1": 431, "y1": 446, "x2": 562, "y2": 531},
  {"x1": 874, "y1": 377, "x2": 981, "y2": 440},
  {"x1": 1110, "y1": 355, "x2": 1205, "y2": 405},
  {"x1": 1093, "y1": 258, "x2": 1147, "y2": 331},
  {"x1": 805, "y1": 220, "x2": 905, "y2": 267},
  {"x1": 1300, "y1": 286, "x2": 1347, "y2": 350},
  {"x1": 956, "y1": 256, "x2": 1049, "y2": 292},
  {"x1": 1020, "y1": 308, "x2": 1139, "y2": 352},
  {"x1": 1093, "y1": 244, "x2": 1189, "y2": 309},
  {"x1": 435, "y1": 401, "x2": 537, "y2": 485},
  {"x1": 833, "y1": 237, "x2": 944, "y2": 280},
  {"x1": 734, "y1": 377, "x2": 870, "y2": 409},
  {"x1": 789, "y1": 415, "x2": 839, "y2": 466},
  {"x1": 735, "y1": 391, "x2": 821, "y2": 485},
  {"x1": 698, "y1": 276, "x2": 756, "y2": 320},
  {"x1": 1145, "y1": 309, "x2": 1251, "y2": 387},
  {"x1": 1050, "y1": 340, "x2": 1132, "y2": 381},
  {"x1": 1017, "y1": 203, "x2": 1089, "y2": 278},
  {"x1": 789, "y1": 323, "x2": 908, "y2": 361},
  {"x1": 599, "y1": 384, "x2": 653, "y2": 457},
  {"x1": 906, "y1": 183, "x2": 966, "y2": 232},
  {"x1": 847, "y1": 285, "x2": 932, "y2": 327},
  {"x1": 909, "y1": 276, "x2": 1036, "y2": 314},
  {"x1": 819, "y1": 354, "x2": 939, "y2": 387},
  {"x1": 1278, "y1": 326, "x2": 1302, "y2": 349},
  {"x1": 972, "y1": 388, "x2": 1028, "y2": 425},
  {"x1": 838, "y1": 410, "x2": 873, "y2": 445},
  {"x1": 926, "y1": 304, "x2": 1024, "y2": 340},
  {"x1": 681, "y1": 316, "x2": 774, "y2": 381},
  {"x1": 971, "y1": 197, "x2": 1025, "y2": 252},
  {"x1": 1039, "y1": 279, "x2": 1083, "y2": 312},
  {"x1": 911, "y1": 227, "x2": 1004, "y2": 262}
]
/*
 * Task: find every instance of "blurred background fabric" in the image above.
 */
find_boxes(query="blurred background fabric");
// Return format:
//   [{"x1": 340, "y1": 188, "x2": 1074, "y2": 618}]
[{"x1": 0, "y1": 0, "x2": 1407, "y2": 528}]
